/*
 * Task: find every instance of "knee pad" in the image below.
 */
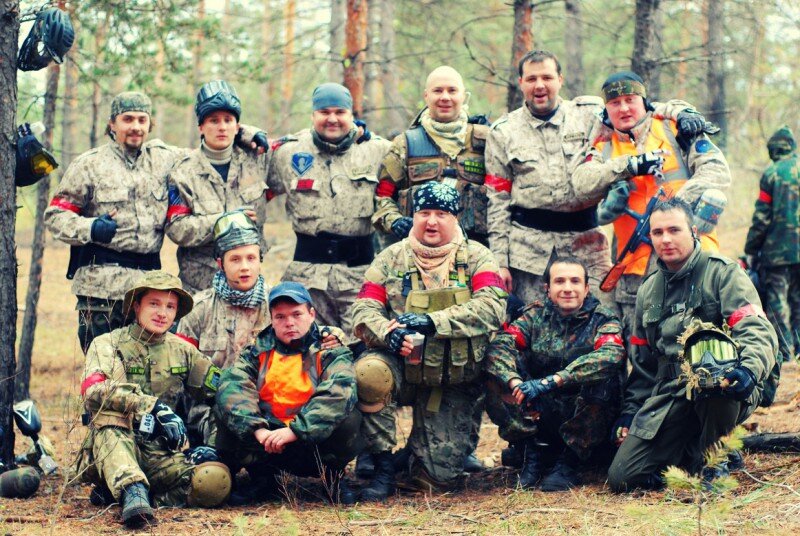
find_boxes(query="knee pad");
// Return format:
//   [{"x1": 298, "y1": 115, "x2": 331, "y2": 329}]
[
  {"x1": 187, "y1": 461, "x2": 231, "y2": 507},
  {"x1": 355, "y1": 354, "x2": 394, "y2": 413}
]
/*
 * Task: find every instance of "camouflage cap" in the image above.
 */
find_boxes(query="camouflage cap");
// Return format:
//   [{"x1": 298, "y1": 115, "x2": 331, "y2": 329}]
[
  {"x1": 213, "y1": 210, "x2": 261, "y2": 258},
  {"x1": 601, "y1": 71, "x2": 647, "y2": 103},
  {"x1": 767, "y1": 125, "x2": 796, "y2": 161},
  {"x1": 110, "y1": 91, "x2": 152, "y2": 120},
  {"x1": 123, "y1": 270, "x2": 193, "y2": 321}
]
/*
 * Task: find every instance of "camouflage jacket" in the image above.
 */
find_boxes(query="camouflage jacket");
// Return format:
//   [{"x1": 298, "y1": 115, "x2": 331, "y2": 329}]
[
  {"x1": 176, "y1": 287, "x2": 270, "y2": 369},
  {"x1": 165, "y1": 146, "x2": 270, "y2": 293},
  {"x1": 214, "y1": 325, "x2": 357, "y2": 444},
  {"x1": 45, "y1": 140, "x2": 185, "y2": 300},
  {"x1": 373, "y1": 124, "x2": 490, "y2": 238},
  {"x1": 624, "y1": 247, "x2": 778, "y2": 440},
  {"x1": 485, "y1": 294, "x2": 624, "y2": 387},
  {"x1": 82, "y1": 324, "x2": 220, "y2": 430},
  {"x1": 745, "y1": 152, "x2": 800, "y2": 267}
]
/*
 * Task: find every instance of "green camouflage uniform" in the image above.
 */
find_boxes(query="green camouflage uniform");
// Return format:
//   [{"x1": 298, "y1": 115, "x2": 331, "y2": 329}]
[
  {"x1": 744, "y1": 126, "x2": 800, "y2": 361},
  {"x1": 214, "y1": 325, "x2": 362, "y2": 474},
  {"x1": 484, "y1": 295, "x2": 625, "y2": 460},
  {"x1": 45, "y1": 139, "x2": 186, "y2": 351},
  {"x1": 78, "y1": 324, "x2": 220, "y2": 505},
  {"x1": 608, "y1": 247, "x2": 778, "y2": 490},
  {"x1": 166, "y1": 147, "x2": 270, "y2": 294},
  {"x1": 373, "y1": 123, "x2": 491, "y2": 245},
  {"x1": 266, "y1": 129, "x2": 391, "y2": 336},
  {"x1": 351, "y1": 238, "x2": 514, "y2": 485}
]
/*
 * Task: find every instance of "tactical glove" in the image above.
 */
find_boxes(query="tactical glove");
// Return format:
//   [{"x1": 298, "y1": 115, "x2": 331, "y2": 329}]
[
  {"x1": 722, "y1": 366, "x2": 756, "y2": 401},
  {"x1": 611, "y1": 413, "x2": 635, "y2": 443},
  {"x1": 676, "y1": 109, "x2": 707, "y2": 139},
  {"x1": 151, "y1": 400, "x2": 187, "y2": 451},
  {"x1": 385, "y1": 327, "x2": 414, "y2": 355},
  {"x1": 354, "y1": 119, "x2": 372, "y2": 143},
  {"x1": 597, "y1": 180, "x2": 632, "y2": 225},
  {"x1": 396, "y1": 312, "x2": 436, "y2": 335},
  {"x1": 627, "y1": 151, "x2": 665, "y2": 177},
  {"x1": 517, "y1": 376, "x2": 558, "y2": 402},
  {"x1": 252, "y1": 131, "x2": 269, "y2": 150},
  {"x1": 184, "y1": 445, "x2": 220, "y2": 465},
  {"x1": 90, "y1": 214, "x2": 118, "y2": 244},
  {"x1": 391, "y1": 216, "x2": 414, "y2": 239}
]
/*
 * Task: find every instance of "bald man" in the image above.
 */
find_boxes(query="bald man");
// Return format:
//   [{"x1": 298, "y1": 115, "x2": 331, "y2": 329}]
[{"x1": 373, "y1": 65, "x2": 492, "y2": 247}]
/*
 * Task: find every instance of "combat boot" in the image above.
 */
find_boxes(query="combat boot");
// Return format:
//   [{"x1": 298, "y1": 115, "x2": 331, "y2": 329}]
[
  {"x1": 324, "y1": 468, "x2": 358, "y2": 506},
  {"x1": 228, "y1": 469, "x2": 280, "y2": 506},
  {"x1": 392, "y1": 446, "x2": 411, "y2": 473},
  {"x1": 540, "y1": 451, "x2": 580, "y2": 492},
  {"x1": 463, "y1": 452, "x2": 486, "y2": 473},
  {"x1": 89, "y1": 483, "x2": 115, "y2": 506},
  {"x1": 360, "y1": 451, "x2": 395, "y2": 502},
  {"x1": 701, "y1": 460, "x2": 730, "y2": 492},
  {"x1": 501, "y1": 442, "x2": 523, "y2": 469},
  {"x1": 121, "y1": 482, "x2": 154, "y2": 528},
  {"x1": 355, "y1": 452, "x2": 375, "y2": 479},
  {"x1": 517, "y1": 442, "x2": 542, "y2": 489}
]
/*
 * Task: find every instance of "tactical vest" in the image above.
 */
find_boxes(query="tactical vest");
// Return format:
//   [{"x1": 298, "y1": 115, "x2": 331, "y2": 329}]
[
  {"x1": 401, "y1": 242, "x2": 488, "y2": 386},
  {"x1": 256, "y1": 348, "x2": 323, "y2": 424},
  {"x1": 598, "y1": 118, "x2": 719, "y2": 277},
  {"x1": 399, "y1": 124, "x2": 489, "y2": 238}
]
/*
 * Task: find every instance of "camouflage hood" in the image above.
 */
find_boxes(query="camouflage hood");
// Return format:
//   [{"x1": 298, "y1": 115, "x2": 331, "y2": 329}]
[
  {"x1": 123, "y1": 270, "x2": 193, "y2": 320},
  {"x1": 767, "y1": 125, "x2": 796, "y2": 161}
]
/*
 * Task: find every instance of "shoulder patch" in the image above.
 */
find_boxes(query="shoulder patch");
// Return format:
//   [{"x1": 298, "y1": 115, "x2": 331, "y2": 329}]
[
  {"x1": 694, "y1": 139, "x2": 718, "y2": 154},
  {"x1": 574, "y1": 95, "x2": 604, "y2": 106},
  {"x1": 291, "y1": 152, "x2": 314, "y2": 176}
]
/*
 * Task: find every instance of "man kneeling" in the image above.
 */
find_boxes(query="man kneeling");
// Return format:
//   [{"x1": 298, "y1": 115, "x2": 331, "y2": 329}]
[{"x1": 215, "y1": 282, "x2": 363, "y2": 505}]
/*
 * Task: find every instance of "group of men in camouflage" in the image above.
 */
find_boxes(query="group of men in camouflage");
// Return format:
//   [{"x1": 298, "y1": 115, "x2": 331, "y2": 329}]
[{"x1": 36, "y1": 47, "x2": 783, "y2": 527}]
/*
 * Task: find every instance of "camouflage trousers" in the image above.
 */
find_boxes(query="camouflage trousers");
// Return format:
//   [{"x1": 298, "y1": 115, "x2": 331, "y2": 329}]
[
  {"x1": 77, "y1": 295, "x2": 130, "y2": 355},
  {"x1": 762, "y1": 265, "x2": 800, "y2": 361},
  {"x1": 359, "y1": 350, "x2": 484, "y2": 485},
  {"x1": 79, "y1": 426, "x2": 194, "y2": 506}
]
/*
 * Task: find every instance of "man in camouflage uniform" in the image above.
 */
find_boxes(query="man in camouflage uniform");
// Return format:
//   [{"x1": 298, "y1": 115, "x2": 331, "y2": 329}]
[
  {"x1": 78, "y1": 271, "x2": 230, "y2": 527},
  {"x1": 166, "y1": 80, "x2": 271, "y2": 294},
  {"x1": 608, "y1": 199, "x2": 777, "y2": 491},
  {"x1": 267, "y1": 83, "x2": 391, "y2": 336},
  {"x1": 373, "y1": 65, "x2": 491, "y2": 246},
  {"x1": 745, "y1": 126, "x2": 800, "y2": 363},
  {"x1": 351, "y1": 182, "x2": 514, "y2": 500},
  {"x1": 572, "y1": 71, "x2": 731, "y2": 337},
  {"x1": 485, "y1": 50, "x2": 706, "y2": 307},
  {"x1": 484, "y1": 257, "x2": 625, "y2": 491},
  {"x1": 215, "y1": 282, "x2": 362, "y2": 505}
]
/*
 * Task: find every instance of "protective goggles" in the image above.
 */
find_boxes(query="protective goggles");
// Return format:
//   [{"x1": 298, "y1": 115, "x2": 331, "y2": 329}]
[{"x1": 212, "y1": 210, "x2": 257, "y2": 242}]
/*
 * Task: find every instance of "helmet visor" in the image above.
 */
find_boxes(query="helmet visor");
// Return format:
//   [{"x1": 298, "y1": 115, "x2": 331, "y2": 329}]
[{"x1": 213, "y1": 210, "x2": 256, "y2": 242}]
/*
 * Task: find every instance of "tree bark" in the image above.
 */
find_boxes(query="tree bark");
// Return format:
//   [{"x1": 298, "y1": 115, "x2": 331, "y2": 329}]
[
  {"x1": 329, "y1": 0, "x2": 346, "y2": 82},
  {"x1": 344, "y1": 0, "x2": 368, "y2": 118},
  {"x1": 631, "y1": 0, "x2": 662, "y2": 92},
  {"x1": 262, "y1": 0, "x2": 276, "y2": 130},
  {"x1": 16, "y1": 47, "x2": 61, "y2": 402},
  {"x1": 507, "y1": 0, "x2": 533, "y2": 113},
  {"x1": 563, "y1": 0, "x2": 584, "y2": 99},
  {"x1": 378, "y1": 0, "x2": 406, "y2": 131},
  {"x1": 742, "y1": 433, "x2": 800, "y2": 453},
  {"x1": 187, "y1": 0, "x2": 205, "y2": 147},
  {"x1": 362, "y1": 0, "x2": 379, "y2": 124},
  {"x1": 0, "y1": 0, "x2": 20, "y2": 465},
  {"x1": 280, "y1": 0, "x2": 296, "y2": 130},
  {"x1": 706, "y1": 0, "x2": 727, "y2": 148},
  {"x1": 90, "y1": 10, "x2": 110, "y2": 149},
  {"x1": 61, "y1": 0, "x2": 79, "y2": 169}
]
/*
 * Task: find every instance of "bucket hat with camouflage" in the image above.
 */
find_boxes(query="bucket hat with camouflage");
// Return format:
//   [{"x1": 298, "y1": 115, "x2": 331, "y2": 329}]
[{"x1": 123, "y1": 270, "x2": 194, "y2": 320}]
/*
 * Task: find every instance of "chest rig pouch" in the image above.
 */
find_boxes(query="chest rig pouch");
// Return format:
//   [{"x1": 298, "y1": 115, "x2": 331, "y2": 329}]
[{"x1": 401, "y1": 244, "x2": 488, "y2": 386}]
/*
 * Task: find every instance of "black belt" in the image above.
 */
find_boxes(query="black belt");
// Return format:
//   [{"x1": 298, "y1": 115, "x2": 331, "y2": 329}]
[
  {"x1": 67, "y1": 244, "x2": 161, "y2": 280},
  {"x1": 511, "y1": 206, "x2": 598, "y2": 233},
  {"x1": 293, "y1": 232, "x2": 374, "y2": 267}
]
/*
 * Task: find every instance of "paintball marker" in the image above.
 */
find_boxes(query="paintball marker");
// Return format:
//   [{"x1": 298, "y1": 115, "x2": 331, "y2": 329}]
[
  {"x1": 13, "y1": 400, "x2": 58, "y2": 475},
  {"x1": 600, "y1": 187, "x2": 666, "y2": 292}
]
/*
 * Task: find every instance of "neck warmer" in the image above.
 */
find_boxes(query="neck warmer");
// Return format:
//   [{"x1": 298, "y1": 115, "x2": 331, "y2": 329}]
[
  {"x1": 408, "y1": 226, "x2": 464, "y2": 289},
  {"x1": 312, "y1": 128, "x2": 358, "y2": 155},
  {"x1": 420, "y1": 108, "x2": 469, "y2": 159},
  {"x1": 212, "y1": 270, "x2": 267, "y2": 309},
  {"x1": 201, "y1": 139, "x2": 233, "y2": 165}
]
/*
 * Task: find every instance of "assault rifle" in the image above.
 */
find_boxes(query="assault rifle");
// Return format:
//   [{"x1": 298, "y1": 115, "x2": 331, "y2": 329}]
[{"x1": 600, "y1": 187, "x2": 666, "y2": 292}]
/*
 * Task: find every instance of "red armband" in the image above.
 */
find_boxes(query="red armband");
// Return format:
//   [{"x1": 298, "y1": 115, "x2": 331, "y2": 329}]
[
  {"x1": 376, "y1": 178, "x2": 397, "y2": 198},
  {"x1": 728, "y1": 304, "x2": 765, "y2": 328},
  {"x1": 175, "y1": 333, "x2": 199, "y2": 348},
  {"x1": 49, "y1": 196, "x2": 81, "y2": 214},
  {"x1": 504, "y1": 323, "x2": 527, "y2": 351},
  {"x1": 594, "y1": 333, "x2": 624, "y2": 350},
  {"x1": 166, "y1": 204, "x2": 191, "y2": 220},
  {"x1": 357, "y1": 282, "x2": 387, "y2": 305},
  {"x1": 472, "y1": 271, "x2": 507, "y2": 292},
  {"x1": 584, "y1": 154, "x2": 593, "y2": 162},
  {"x1": 265, "y1": 189, "x2": 276, "y2": 201},
  {"x1": 629, "y1": 335, "x2": 648, "y2": 346},
  {"x1": 485, "y1": 174, "x2": 512, "y2": 193},
  {"x1": 81, "y1": 372, "x2": 107, "y2": 396},
  {"x1": 758, "y1": 190, "x2": 773, "y2": 204}
]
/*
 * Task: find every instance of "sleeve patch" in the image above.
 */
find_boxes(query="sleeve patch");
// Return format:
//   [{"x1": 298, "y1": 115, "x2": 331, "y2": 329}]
[
  {"x1": 376, "y1": 178, "x2": 397, "y2": 198},
  {"x1": 204, "y1": 366, "x2": 222, "y2": 391},
  {"x1": 630, "y1": 335, "x2": 648, "y2": 346},
  {"x1": 694, "y1": 139, "x2": 717, "y2": 154},
  {"x1": 504, "y1": 323, "x2": 527, "y2": 351},
  {"x1": 167, "y1": 185, "x2": 192, "y2": 221},
  {"x1": 728, "y1": 303, "x2": 766, "y2": 328},
  {"x1": 81, "y1": 372, "x2": 107, "y2": 396},
  {"x1": 595, "y1": 333, "x2": 624, "y2": 350},
  {"x1": 485, "y1": 174, "x2": 512, "y2": 193},
  {"x1": 357, "y1": 282, "x2": 387, "y2": 305},
  {"x1": 175, "y1": 333, "x2": 200, "y2": 348},
  {"x1": 472, "y1": 271, "x2": 507, "y2": 293},
  {"x1": 758, "y1": 190, "x2": 773, "y2": 204},
  {"x1": 49, "y1": 196, "x2": 81, "y2": 214}
]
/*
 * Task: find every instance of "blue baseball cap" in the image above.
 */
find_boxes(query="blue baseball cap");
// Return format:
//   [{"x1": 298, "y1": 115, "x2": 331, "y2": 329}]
[
  {"x1": 312, "y1": 83, "x2": 353, "y2": 111},
  {"x1": 268, "y1": 281, "x2": 313, "y2": 307}
]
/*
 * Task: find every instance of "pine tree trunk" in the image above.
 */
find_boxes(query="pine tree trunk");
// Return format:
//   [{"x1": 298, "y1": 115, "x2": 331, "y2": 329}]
[
  {"x1": 362, "y1": 1, "x2": 379, "y2": 124},
  {"x1": 61, "y1": 1, "x2": 79, "y2": 169},
  {"x1": 0, "y1": 0, "x2": 20, "y2": 465},
  {"x1": 187, "y1": 0, "x2": 205, "y2": 147},
  {"x1": 706, "y1": 0, "x2": 727, "y2": 148},
  {"x1": 262, "y1": 0, "x2": 276, "y2": 130},
  {"x1": 631, "y1": 0, "x2": 662, "y2": 92},
  {"x1": 507, "y1": 0, "x2": 533, "y2": 112},
  {"x1": 280, "y1": 0, "x2": 296, "y2": 130},
  {"x1": 563, "y1": 0, "x2": 584, "y2": 99},
  {"x1": 378, "y1": 0, "x2": 406, "y2": 130},
  {"x1": 344, "y1": 0, "x2": 368, "y2": 118},
  {"x1": 90, "y1": 10, "x2": 110, "y2": 149},
  {"x1": 329, "y1": 0, "x2": 346, "y2": 82}
]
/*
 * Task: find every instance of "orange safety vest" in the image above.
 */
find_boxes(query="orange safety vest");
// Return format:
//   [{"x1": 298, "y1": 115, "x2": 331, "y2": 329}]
[
  {"x1": 256, "y1": 349, "x2": 322, "y2": 424},
  {"x1": 598, "y1": 118, "x2": 719, "y2": 277}
]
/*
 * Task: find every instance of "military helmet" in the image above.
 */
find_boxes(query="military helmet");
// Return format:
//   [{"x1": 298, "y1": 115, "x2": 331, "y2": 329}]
[
  {"x1": 678, "y1": 319, "x2": 739, "y2": 392},
  {"x1": 195, "y1": 80, "x2": 241, "y2": 125},
  {"x1": 213, "y1": 210, "x2": 261, "y2": 258},
  {"x1": 354, "y1": 353, "x2": 394, "y2": 413},
  {"x1": 123, "y1": 271, "x2": 194, "y2": 321},
  {"x1": 187, "y1": 462, "x2": 232, "y2": 507},
  {"x1": 17, "y1": 8, "x2": 75, "y2": 72}
]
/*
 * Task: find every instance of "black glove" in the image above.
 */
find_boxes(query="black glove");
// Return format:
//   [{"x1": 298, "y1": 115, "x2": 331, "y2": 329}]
[
  {"x1": 516, "y1": 376, "x2": 557, "y2": 401},
  {"x1": 151, "y1": 400, "x2": 187, "y2": 451},
  {"x1": 354, "y1": 119, "x2": 372, "y2": 143},
  {"x1": 597, "y1": 180, "x2": 632, "y2": 225},
  {"x1": 252, "y1": 131, "x2": 269, "y2": 150},
  {"x1": 391, "y1": 216, "x2": 414, "y2": 239},
  {"x1": 676, "y1": 109, "x2": 707, "y2": 139},
  {"x1": 183, "y1": 445, "x2": 220, "y2": 465},
  {"x1": 396, "y1": 312, "x2": 436, "y2": 335},
  {"x1": 385, "y1": 327, "x2": 414, "y2": 354},
  {"x1": 722, "y1": 367, "x2": 756, "y2": 401},
  {"x1": 627, "y1": 151, "x2": 665, "y2": 176},
  {"x1": 611, "y1": 413, "x2": 635, "y2": 443},
  {"x1": 90, "y1": 214, "x2": 118, "y2": 244}
]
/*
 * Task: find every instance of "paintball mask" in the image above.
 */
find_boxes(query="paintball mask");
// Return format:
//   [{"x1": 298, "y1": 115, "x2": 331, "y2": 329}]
[
  {"x1": 678, "y1": 320, "x2": 739, "y2": 397},
  {"x1": 195, "y1": 80, "x2": 241, "y2": 124},
  {"x1": 16, "y1": 123, "x2": 58, "y2": 187},
  {"x1": 18, "y1": 8, "x2": 75, "y2": 72}
]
